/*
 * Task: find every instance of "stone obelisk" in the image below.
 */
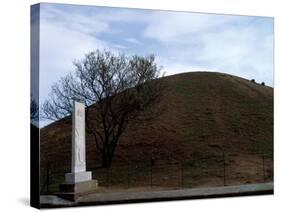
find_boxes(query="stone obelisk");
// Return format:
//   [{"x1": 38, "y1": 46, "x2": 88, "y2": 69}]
[
  {"x1": 65, "y1": 101, "x2": 91, "y2": 183},
  {"x1": 59, "y1": 101, "x2": 98, "y2": 201}
]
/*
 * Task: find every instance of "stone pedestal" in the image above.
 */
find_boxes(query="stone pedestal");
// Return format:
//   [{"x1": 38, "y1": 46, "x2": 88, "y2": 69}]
[
  {"x1": 65, "y1": 171, "x2": 92, "y2": 184},
  {"x1": 59, "y1": 101, "x2": 98, "y2": 201},
  {"x1": 59, "y1": 180, "x2": 98, "y2": 201}
]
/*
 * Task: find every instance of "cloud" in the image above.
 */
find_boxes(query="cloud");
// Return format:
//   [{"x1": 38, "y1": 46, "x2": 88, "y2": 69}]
[
  {"x1": 38, "y1": 4, "x2": 145, "y2": 127},
  {"x1": 39, "y1": 4, "x2": 115, "y2": 123},
  {"x1": 125, "y1": 37, "x2": 141, "y2": 45},
  {"x1": 38, "y1": 4, "x2": 273, "y2": 127},
  {"x1": 195, "y1": 25, "x2": 273, "y2": 84},
  {"x1": 40, "y1": 19, "x2": 109, "y2": 96},
  {"x1": 156, "y1": 57, "x2": 217, "y2": 77},
  {"x1": 39, "y1": 4, "x2": 274, "y2": 91},
  {"x1": 40, "y1": 4, "x2": 110, "y2": 36},
  {"x1": 141, "y1": 12, "x2": 273, "y2": 85},
  {"x1": 143, "y1": 11, "x2": 237, "y2": 43}
]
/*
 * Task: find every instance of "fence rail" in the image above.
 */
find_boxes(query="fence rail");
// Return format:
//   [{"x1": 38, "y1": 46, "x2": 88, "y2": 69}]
[{"x1": 40, "y1": 153, "x2": 273, "y2": 194}]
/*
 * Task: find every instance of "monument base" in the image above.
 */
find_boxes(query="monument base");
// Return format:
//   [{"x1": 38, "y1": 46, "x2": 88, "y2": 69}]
[
  {"x1": 58, "y1": 171, "x2": 98, "y2": 201},
  {"x1": 65, "y1": 171, "x2": 92, "y2": 183},
  {"x1": 58, "y1": 180, "x2": 99, "y2": 201}
]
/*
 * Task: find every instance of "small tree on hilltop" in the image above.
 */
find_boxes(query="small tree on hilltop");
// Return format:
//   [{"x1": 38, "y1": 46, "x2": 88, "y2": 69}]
[{"x1": 42, "y1": 49, "x2": 164, "y2": 167}]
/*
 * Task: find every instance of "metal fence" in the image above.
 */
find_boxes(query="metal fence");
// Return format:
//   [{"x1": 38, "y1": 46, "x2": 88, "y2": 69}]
[{"x1": 40, "y1": 153, "x2": 273, "y2": 194}]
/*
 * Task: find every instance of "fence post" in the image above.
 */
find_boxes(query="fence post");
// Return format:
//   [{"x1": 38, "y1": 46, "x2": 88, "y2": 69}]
[
  {"x1": 106, "y1": 167, "x2": 108, "y2": 187},
  {"x1": 223, "y1": 151, "x2": 226, "y2": 186},
  {"x1": 181, "y1": 162, "x2": 184, "y2": 188},
  {"x1": 46, "y1": 162, "x2": 50, "y2": 193},
  {"x1": 127, "y1": 163, "x2": 130, "y2": 188},
  {"x1": 106, "y1": 167, "x2": 111, "y2": 188},
  {"x1": 262, "y1": 154, "x2": 265, "y2": 183},
  {"x1": 150, "y1": 156, "x2": 153, "y2": 187}
]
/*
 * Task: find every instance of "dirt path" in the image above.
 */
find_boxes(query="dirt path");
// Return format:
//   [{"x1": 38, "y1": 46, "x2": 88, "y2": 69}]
[{"x1": 40, "y1": 182, "x2": 273, "y2": 208}]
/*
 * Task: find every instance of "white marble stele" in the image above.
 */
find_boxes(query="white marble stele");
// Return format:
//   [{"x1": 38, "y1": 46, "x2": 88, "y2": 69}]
[
  {"x1": 64, "y1": 101, "x2": 92, "y2": 183},
  {"x1": 59, "y1": 101, "x2": 98, "y2": 201}
]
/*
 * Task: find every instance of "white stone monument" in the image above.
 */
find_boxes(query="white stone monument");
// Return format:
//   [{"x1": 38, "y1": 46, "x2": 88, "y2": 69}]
[
  {"x1": 59, "y1": 101, "x2": 98, "y2": 201},
  {"x1": 65, "y1": 101, "x2": 92, "y2": 183}
]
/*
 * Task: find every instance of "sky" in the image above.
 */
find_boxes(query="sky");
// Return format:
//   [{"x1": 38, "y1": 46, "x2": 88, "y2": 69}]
[{"x1": 35, "y1": 3, "x2": 274, "y2": 127}]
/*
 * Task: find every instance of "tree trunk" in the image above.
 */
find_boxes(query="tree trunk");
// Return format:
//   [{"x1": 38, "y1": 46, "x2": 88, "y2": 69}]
[
  {"x1": 102, "y1": 148, "x2": 113, "y2": 168},
  {"x1": 101, "y1": 151, "x2": 110, "y2": 168}
]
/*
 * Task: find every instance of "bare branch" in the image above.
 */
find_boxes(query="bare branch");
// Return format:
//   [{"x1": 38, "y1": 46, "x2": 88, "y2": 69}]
[{"x1": 41, "y1": 49, "x2": 164, "y2": 167}]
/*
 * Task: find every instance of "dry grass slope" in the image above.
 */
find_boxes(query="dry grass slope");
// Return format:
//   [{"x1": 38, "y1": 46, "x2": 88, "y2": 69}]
[{"x1": 40, "y1": 72, "x2": 273, "y2": 193}]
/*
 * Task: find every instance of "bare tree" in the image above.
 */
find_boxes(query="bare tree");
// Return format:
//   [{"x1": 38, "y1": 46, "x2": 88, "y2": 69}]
[
  {"x1": 42, "y1": 49, "x2": 164, "y2": 167},
  {"x1": 30, "y1": 95, "x2": 39, "y2": 122}
]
